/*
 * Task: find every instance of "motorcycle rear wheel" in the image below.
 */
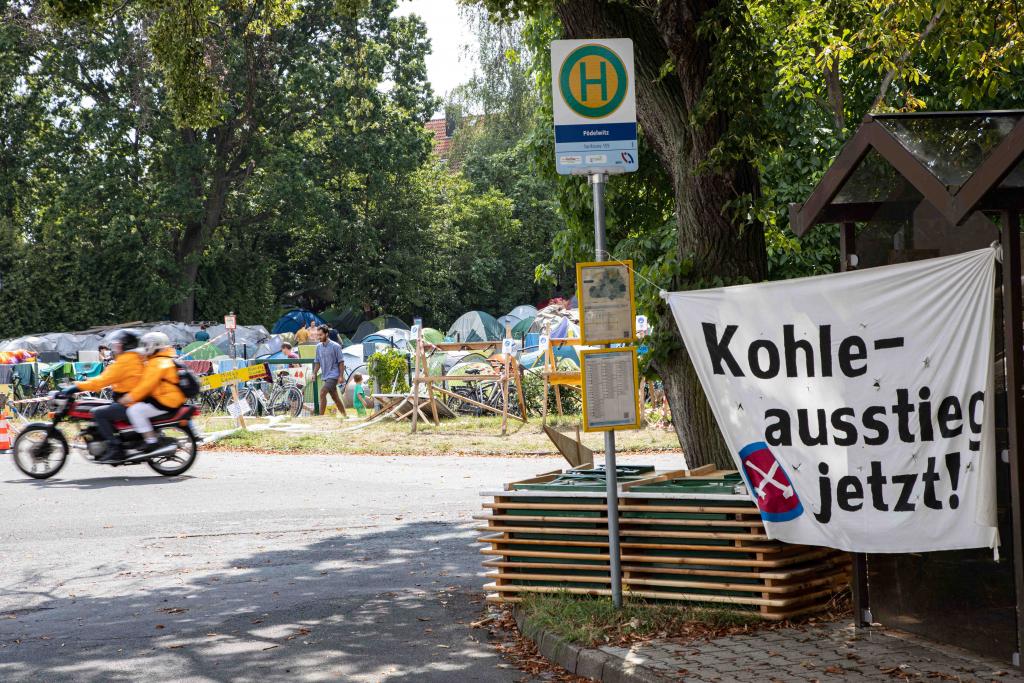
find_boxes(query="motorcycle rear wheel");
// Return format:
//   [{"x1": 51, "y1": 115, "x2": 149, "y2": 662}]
[
  {"x1": 13, "y1": 425, "x2": 69, "y2": 480},
  {"x1": 147, "y1": 424, "x2": 198, "y2": 477}
]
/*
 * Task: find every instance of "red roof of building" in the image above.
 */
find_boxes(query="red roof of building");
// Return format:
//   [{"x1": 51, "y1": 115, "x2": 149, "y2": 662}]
[{"x1": 426, "y1": 118, "x2": 453, "y2": 159}]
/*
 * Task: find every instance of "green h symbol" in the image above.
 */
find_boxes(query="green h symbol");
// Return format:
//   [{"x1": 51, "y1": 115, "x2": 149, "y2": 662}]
[{"x1": 577, "y1": 59, "x2": 607, "y2": 103}]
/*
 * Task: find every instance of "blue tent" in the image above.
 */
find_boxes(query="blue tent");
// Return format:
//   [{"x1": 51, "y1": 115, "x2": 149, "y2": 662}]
[{"x1": 272, "y1": 309, "x2": 326, "y2": 334}]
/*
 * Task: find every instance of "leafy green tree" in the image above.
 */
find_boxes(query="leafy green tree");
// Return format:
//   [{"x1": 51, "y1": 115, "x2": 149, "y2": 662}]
[
  {"x1": 444, "y1": 7, "x2": 564, "y2": 310},
  {"x1": 1, "y1": 0, "x2": 438, "y2": 332},
  {"x1": 473, "y1": 0, "x2": 1024, "y2": 468}
]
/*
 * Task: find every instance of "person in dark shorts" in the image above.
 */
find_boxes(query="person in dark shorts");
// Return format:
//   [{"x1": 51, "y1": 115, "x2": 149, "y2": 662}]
[{"x1": 312, "y1": 324, "x2": 346, "y2": 416}]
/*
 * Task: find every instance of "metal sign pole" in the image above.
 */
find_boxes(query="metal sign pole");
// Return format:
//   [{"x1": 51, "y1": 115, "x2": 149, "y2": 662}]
[{"x1": 591, "y1": 171, "x2": 623, "y2": 608}]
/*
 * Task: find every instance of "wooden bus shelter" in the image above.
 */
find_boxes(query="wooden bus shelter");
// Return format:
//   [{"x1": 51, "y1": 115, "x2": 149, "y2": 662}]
[{"x1": 790, "y1": 110, "x2": 1024, "y2": 665}]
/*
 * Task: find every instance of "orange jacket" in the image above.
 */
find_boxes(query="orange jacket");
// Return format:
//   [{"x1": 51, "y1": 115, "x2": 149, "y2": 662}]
[
  {"x1": 127, "y1": 348, "x2": 186, "y2": 409},
  {"x1": 75, "y1": 352, "x2": 144, "y2": 395}
]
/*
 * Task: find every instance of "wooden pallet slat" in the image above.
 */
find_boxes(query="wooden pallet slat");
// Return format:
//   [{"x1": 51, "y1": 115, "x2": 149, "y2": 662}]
[{"x1": 480, "y1": 468, "x2": 852, "y2": 619}]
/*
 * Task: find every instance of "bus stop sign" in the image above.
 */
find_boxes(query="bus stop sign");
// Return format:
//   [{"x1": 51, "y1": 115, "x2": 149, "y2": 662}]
[{"x1": 551, "y1": 38, "x2": 638, "y2": 176}]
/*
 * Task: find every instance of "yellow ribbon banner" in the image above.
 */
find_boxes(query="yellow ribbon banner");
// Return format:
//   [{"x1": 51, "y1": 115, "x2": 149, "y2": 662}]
[{"x1": 199, "y1": 364, "x2": 270, "y2": 391}]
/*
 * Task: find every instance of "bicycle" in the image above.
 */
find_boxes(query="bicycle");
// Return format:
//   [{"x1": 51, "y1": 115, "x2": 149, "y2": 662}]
[{"x1": 239, "y1": 372, "x2": 305, "y2": 417}]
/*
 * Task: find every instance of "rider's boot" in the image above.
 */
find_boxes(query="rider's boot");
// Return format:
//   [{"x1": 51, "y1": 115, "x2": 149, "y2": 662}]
[
  {"x1": 141, "y1": 436, "x2": 175, "y2": 454},
  {"x1": 97, "y1": 441, "x2": 126, "y2": 463}
]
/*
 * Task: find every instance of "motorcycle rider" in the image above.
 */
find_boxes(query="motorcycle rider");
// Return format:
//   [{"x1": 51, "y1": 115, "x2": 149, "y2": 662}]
[
  {"x1": 119, "y1": 332, "x2": 185, "y2": 453},
  {"x1": 62, "y1": 329, "x2": 144, "y2": 462}
]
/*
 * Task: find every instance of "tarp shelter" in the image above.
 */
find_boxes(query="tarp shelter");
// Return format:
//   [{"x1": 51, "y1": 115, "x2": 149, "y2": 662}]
[
  {"x1": 447, "y1": 311, "x2": 503, "y2": 342},
  {"x1": 271, "y1": 309, "x2": 325, "y2": 334},
  {"x1": 1, "y1": 321, "x2": 270, "y2": 360},
  {"x1": 529, "y1": 304, "x2": 580, "y2": 335}
]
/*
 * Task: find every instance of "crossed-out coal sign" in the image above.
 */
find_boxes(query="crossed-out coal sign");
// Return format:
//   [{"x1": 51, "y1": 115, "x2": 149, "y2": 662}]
[{"x1": 664, "y1": 249, "x2": 1000, "y2": 554}]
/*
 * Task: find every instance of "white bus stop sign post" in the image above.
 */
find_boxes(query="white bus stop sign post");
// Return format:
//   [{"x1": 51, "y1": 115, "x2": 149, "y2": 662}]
[
  {"x1": 551, "y1": 39, "x2": 638, "y2": 176},
  {"x1": 552, "y1": 37, "x2": 638, "y2": 608}
]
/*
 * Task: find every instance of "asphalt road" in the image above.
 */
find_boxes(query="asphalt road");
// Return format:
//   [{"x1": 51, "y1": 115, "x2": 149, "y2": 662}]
[{"x1": 0, "y1": 449, "x2": 660, "y2": 682}]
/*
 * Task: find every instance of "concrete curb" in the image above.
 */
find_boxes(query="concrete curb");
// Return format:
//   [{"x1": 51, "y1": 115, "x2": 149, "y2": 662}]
[{"x1": 513, "y1": 607, "x2": 676, "y2": 683}]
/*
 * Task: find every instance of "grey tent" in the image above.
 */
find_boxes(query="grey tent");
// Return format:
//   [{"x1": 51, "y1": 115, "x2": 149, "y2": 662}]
[{"x1": 447, "y1": 311, "x2": 503, "y2": 342}]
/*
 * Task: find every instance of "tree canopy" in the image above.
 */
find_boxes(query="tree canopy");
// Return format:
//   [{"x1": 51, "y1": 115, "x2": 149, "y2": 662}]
[
  {"x1": 1, "y1": 0, "x2": 558, "y2": 336},
  {"x1": 468, "y1": 0, "x2": 1024, "y2": 467}
]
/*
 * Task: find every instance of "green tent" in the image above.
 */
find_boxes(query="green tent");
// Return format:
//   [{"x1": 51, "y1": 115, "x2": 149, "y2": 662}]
[
  {"x1": 180, "y1": 340, "x2": 222, "y2": 360},
  {"x1": 447, "y1": 311, "x2": 503, "y2": 342},
  {"x1": 422, "y1": 328, "x2": 445, "y2": 344},
  {"x1": 511, "y1": 316, "x2": 535, "y2": 338}
]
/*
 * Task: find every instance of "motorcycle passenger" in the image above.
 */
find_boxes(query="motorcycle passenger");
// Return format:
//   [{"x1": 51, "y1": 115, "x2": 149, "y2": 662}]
[
  {"x1": 119, "y1": 332, "x2": 185, "y2": 453},
  {"x1": 64, "y1": 329, "x2": 145, "y2": 462}
]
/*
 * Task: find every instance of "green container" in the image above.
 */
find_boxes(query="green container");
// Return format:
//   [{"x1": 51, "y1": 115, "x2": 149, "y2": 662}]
[{"x1": 513, "y1": 465, "x2": 655, "y2": 491}]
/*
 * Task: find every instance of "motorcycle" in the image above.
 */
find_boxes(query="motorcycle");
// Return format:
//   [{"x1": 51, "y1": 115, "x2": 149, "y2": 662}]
[{"x1": 11, "y1": 392, "x2": 201, "y2": 480}]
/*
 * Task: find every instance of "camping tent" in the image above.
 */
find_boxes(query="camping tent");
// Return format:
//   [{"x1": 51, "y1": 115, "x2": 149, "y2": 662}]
[
  {"x1": 511, "y1": 316, "x2": 535, "y2": 339},
  {"x1": 421, "y1": 328, "x2": 445, "y2": 345},
  {"x1": 180, "y1": 340, "x2": 222, "y2": 360},
  {"x1": 447, "y1": 311, "x2": 503, "y2": 343},
  {"x1": 372, "y1": 315, "x2": 408, "y2": 331},
  {"x1": 351, "y1": 315, "x2": 409, "y2": 343},
  {"x1": 272, "y1": 309, "x2": 326, "y2": 334},
  {"x1": 320, "y1": 306, "x2": 364, "y2": 335},
  {"x1": 497, "y1": 305, "x2": 538, "y2": 332}
]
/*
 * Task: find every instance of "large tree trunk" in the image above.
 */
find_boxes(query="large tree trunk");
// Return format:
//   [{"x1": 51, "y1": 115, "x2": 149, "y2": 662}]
[
  {"x1": 557, "y1": 1, "x2": 767, "y2": 469},
  {"x1": 169, "y1": 127, "x2": 233, "y2": 322}
]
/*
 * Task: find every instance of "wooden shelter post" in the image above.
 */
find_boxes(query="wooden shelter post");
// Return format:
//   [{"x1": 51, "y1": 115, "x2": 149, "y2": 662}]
[
  {"x1": 841, "y1": 221, "x2": 870, "y2": 628},
  {"x1": 1001, "y1": 210, "x2": 1024, "y2": 662}
]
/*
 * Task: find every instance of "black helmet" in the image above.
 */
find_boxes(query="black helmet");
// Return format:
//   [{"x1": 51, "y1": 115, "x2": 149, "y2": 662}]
[{"x1": 107, "y1": 329, "x2": 140, "y2": 352}]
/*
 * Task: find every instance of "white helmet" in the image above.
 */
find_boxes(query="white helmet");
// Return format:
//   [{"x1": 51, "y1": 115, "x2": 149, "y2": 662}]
[{"x1": 140, "y1": 331, "x2": 171, "y2": 355}]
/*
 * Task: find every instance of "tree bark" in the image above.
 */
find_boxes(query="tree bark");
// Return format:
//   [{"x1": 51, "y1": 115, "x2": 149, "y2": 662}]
[
  {"x1": 557, "y1": 0, "x2": 767, "y2": 469},
  {"x1": 169, "y1": 125, "x2": 236, "y2": 322}
]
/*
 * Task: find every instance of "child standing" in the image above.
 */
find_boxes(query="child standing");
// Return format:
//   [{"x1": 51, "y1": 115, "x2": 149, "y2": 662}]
[{"x1": 352, "y1": 373, "x2": 369, "y2": 417}]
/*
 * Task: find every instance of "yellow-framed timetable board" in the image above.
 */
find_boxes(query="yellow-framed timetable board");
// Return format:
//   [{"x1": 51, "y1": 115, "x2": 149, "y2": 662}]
[
  {"x1": 580, "y1": 347, "x2": 641, "y2": 432},
  {"x1": 576, "y1": 260, "x2": 636, "y2": 345}
]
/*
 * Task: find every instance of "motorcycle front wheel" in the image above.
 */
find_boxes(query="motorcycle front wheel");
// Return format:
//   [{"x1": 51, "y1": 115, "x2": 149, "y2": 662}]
[
  {"x1": 147, "y1": 424, "x2": 198, "y2": 477},
  {"x1": 13, "y1": 425, "x2": 69, "y2": 480}
]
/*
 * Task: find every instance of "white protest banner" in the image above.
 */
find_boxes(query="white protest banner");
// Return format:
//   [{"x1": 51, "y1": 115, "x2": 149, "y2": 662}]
[{"x1": 663, "y1": 248, "x2": 999, "y2": 553}]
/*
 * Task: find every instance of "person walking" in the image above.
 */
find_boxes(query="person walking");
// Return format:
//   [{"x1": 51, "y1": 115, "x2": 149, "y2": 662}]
[{"x1": 312, "y1": 324, "x2": 346, "y2": 416}]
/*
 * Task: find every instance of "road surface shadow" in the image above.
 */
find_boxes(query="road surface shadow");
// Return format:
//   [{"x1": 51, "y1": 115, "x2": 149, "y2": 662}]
[
  {"x1": 3, "y1": 475, "x2": 196, "y2": 489},
  {"x1": 0, "y1": 520, "x2": 525, "y2": 682}
]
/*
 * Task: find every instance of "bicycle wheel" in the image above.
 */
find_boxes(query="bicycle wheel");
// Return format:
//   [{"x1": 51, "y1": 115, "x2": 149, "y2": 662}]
[
  {"x1": 285, "y1": 387, "x2": 305, "y2": 416},
  {"x1": 267, "y1": 386, "x2": 300, "y2": 417}
]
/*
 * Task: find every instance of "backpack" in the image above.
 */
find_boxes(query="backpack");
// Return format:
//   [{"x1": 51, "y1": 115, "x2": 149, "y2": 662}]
[{"x1": 172, "y1": 359, "x2": 202, "y2": 399}]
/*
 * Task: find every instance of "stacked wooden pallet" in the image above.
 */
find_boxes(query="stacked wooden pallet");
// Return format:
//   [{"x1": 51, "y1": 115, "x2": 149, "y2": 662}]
[{"x1": 478, "y1": 466, "x2": 851, "y2": 619}]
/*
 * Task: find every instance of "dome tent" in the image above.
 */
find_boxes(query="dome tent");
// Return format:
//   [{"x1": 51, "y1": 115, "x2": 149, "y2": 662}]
[
  {"x1": 272, "y1": 309, "x2": 325, "y2": 334},
  {"x1": 497, "y1": 304, "x2": 539, "y2": 332},
  {"x1": 321, "y1": 306, "x2": 364, "y2": 335},
  {"x1": 447, "y1": 311, "x2": 503, "y2": 343},
  {"x1": 511, "y1": 316, "x2": 535, "y2": 338},
  {"x1": 421, "y1": 328, "x2": 445, "y2": 345},
  {"x1": 371, "y1": 315, "x2": 408, "y2": 331},
  {"x1": 351, "y1": 314, "x2": 409, "y2": 343}
]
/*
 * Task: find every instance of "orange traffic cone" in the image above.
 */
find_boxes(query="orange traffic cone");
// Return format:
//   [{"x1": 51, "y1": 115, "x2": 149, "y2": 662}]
[{"x1": 0, "y1": 419, "x2": 11, "y2": 451}]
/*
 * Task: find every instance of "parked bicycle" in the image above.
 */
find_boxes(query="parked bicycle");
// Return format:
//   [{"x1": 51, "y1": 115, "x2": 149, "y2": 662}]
[{"x1": 240, "y1": 371, "x2": 305, "y2": 417}]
